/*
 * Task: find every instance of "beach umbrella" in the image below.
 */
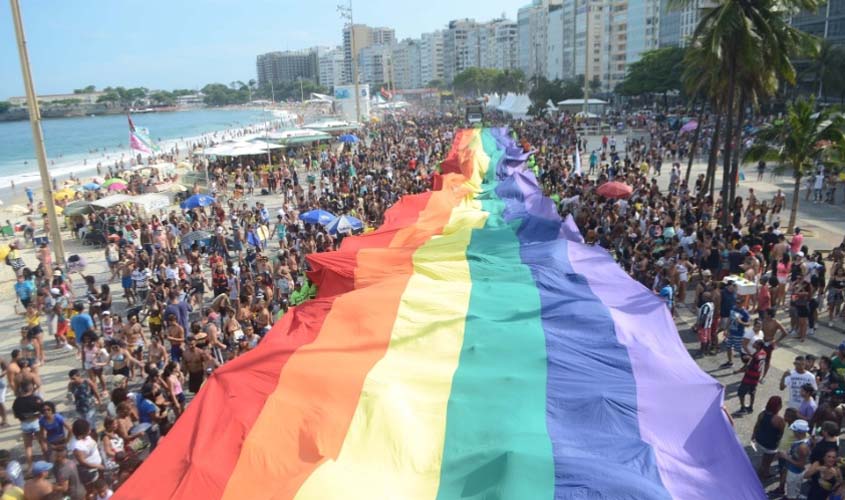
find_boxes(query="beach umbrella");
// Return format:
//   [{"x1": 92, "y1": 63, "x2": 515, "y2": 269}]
[
  {"x1": 101, "y1": 178, "x2": 124, "y2": 188},
  {"x1": 180, "y1": 194, "x2": 216, "y2": 209},
  {"x1": 596, "y1": 181, "x2": 633, "y2": 199},
  {"x1": 53, "y1": 188, "x2": 76, "y2": 201},
  {"x1": 41, "y1": 204, "x2": 63, "y2": 215},
  {"x1": 299, "y1": 209, "x2": 335, "y2": 225},
  {"x1": 325, "y1": 214, "x2": 363, "y2": 235},
  {"x1": 338, "y1": 134, "x2": 359, "y2": 144},
  {"x1": 679, "y1": 120, "x2": 698, "y2": 134},
  {"x1": 82, "y1": 182, "x2": 101, "y2": 191},
  {"x1": 107, "y1": 182, "x2": 127, "y2": 192},
  {"x1": 180, "y1": 230, "x2": 212, "y2": 247},
  {"x1": 64, "y1": 201, "x2": 93, "y2": 217}
]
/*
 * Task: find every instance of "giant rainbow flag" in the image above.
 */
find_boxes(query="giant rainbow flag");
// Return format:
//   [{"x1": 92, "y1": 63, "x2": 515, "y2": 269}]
[{"x1": 116, "y1": 128, "x2": 764, "y2": 499}]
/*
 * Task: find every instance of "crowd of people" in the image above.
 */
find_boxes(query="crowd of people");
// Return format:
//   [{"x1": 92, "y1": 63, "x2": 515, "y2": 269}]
[{"x1": 1, "y1": 107, "x2": 843, "y2": 498}]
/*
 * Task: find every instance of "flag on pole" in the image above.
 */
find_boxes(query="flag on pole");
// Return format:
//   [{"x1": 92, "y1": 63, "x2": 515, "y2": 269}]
[
  {"x1": 128, "y1": 114, "x2": 159, "y2": 154},
  {"x1": 574, "y1": 141, "x2": 582, "y2": 176}
]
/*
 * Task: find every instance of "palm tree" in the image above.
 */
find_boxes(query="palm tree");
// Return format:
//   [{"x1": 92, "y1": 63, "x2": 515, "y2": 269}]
[
  {"x1": 744, "y1": 97, "x2": 845, "y2": 230},
  {"x1": 680, "y1": 0, "x2": 821, "y2": 226}
]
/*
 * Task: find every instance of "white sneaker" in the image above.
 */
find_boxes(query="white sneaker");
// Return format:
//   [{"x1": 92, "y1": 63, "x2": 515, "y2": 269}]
[
  {"x1": 789, "y1": 329, "x2": 797, "y2": 337},
  {"x1": 809, "y1": 328, "x2": 816, "y2": 336},
  {"x1": 63, "y1": 344, "x2": 75, "y2": 351},
  {"x1": 830, "y1": 321, "x2": 836, "y2": 328}
]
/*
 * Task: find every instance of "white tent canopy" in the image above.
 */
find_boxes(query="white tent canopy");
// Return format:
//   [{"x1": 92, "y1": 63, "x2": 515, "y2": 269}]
[
  {"x1": 130, "y1": 193, "x2": 172, "y2": 213},
  {"x1": 264, "y1": 129, "x2": 328, "y2": 141},
  {"x1": 91, "y1": 194, "x2": 132, "y2": 209},
  {"x1": 497, "y1": 93, "x2": 531, "y2": 119},
  {"x1": 557, "y1": 98, "x2": 608, "y2": 105},
  {"x1": 200, "y1": 140, "x2": 283, "y2": 157}
]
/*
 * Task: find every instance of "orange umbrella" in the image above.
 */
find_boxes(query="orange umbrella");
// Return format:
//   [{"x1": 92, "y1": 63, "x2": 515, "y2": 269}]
[{"x1": 596, "y1": 181, "x2": 633, "y2": 199}]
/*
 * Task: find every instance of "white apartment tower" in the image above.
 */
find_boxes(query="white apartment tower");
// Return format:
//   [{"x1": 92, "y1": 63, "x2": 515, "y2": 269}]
[
  {"x1": 318, "y1": 48, "x2": 345, "y2": 90},
  {"x1": 443, "y1": 18, "x2": 478, "y2": 83},
  {"x1": 420, "y1": 31, "x2": 445, "y2": 85},
  {"x1": 517, "y1": 0, "x2": 561, "y2": 78},
  {"x1": 391, "y1": 39, "x2": 423, "y2": 90},
  {"x1": 341, "y1": 24, "x2": 396, "y2": 84}
]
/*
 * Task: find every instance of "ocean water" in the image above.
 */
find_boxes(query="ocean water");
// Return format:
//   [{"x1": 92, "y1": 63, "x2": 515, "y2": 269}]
[{"x1": 0, "y1": 108, "x2": 273, "y2": 187}]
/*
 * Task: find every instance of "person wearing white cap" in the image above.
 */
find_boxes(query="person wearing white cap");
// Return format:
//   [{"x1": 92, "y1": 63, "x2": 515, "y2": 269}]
[{"x1": 779, "y1": 419, "x2": 810, "y2": 500}]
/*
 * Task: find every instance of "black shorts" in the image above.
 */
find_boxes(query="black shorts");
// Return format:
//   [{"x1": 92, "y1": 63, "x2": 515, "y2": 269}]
[
  {"x1": 738, "y1": 382, "x2": 757, "y2": 397},
  {"x1": 19, "y1": 297, "x2": 31, "y2": 308},
  {"x1": 188, "y1": 370, "x2": 204, "y2": 394},
  {"x1": 796, "y1": 305, "x2": 810, "y2": 318}
]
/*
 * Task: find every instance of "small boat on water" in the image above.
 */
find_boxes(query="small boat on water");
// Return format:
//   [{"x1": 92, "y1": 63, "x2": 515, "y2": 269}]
[{"x1": 129, "y1": 108, "x2": 155, "y2": 113}]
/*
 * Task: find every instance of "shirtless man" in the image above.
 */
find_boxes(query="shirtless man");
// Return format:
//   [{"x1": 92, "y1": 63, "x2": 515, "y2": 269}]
[
  {"x1": 202, "y1": 313, "x2": 227, "y2": 365},
  {"x1": 120, "y1": 260, "x2": 136, "y2": 306},
  {"x1": 772, "y1": 189, "x2": 785, "y2": 215},
  {"x1": 165, "y1": 314, "x2": 185, "y2": 364},
  {"x1": 6, "y1": 350, "x2": 20, "y2": 397},
  {"x1": 15, "y1": 360, "x2": 41, "y2": 397},
  {"x1": 761, "y1": 309, "x2": 789, "y2": 378},
  {"x1": 182, "y1": 334, "x2": 213, "y2": 394},
  {"x1": 771, "y1": 235, "x2": 789, "y2": 265},
  {"x1": 23, "y1": 461, "x2": 54, "y2": 499},
  {"x1": 254, "y1": 300, "x2": 271, "y2": 336},
  {"x1": 125, "y1": 315, "x2": 147, "y2": 361}
]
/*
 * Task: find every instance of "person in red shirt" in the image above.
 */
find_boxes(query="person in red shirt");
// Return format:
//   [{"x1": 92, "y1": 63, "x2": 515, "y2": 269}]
[{"x1": 735, "y1": 339, "x2": 767, "y2": 413}]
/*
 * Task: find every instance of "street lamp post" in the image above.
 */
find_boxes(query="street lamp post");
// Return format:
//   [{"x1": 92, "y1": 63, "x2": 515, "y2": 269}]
[
  {"x1": 9, "y1": 0, "x2": 66, "y2": 268},
  {"x1": 338, "y1": 0, "x2": 362, "y2": 122}
]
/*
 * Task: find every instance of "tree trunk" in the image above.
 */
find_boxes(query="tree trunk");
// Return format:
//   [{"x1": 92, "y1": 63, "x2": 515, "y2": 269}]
[
  {"x1": 789, "y1": 172, "x2": 802, "y2": 232},
  {"x1": 720, "y1": 56, "x2": 738, "y2": 228},
  {"x1": 729, "y1": 90, "x2": 747, "y2": 204},
  {"x1": 706, "y1": 113, "x2": 722, "y2": 198},
  {"x1": 686, "y1": 106, "x2": 705, "y2": 185}
]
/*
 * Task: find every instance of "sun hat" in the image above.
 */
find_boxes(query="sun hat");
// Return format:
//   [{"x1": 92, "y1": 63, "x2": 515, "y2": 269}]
[{"x1": 790, "y1": 420, "x2": 810, "y2": 433}]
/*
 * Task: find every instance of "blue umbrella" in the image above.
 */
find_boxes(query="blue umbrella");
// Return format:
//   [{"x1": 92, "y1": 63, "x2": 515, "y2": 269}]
[
  {"x1": 299, "y1": 209, "x2": 335, "y2": 225},
  {"x1": 338, "y1": 134, "x2": 359, "y2": 144},
  {"x1": 82, "y1": 182, "x2": 101, "y2": 191},
  {"x1": 325, "y1": 214, "x2": 363, "y2": 235},
  {"x1": 180, "y1": 194, "x2": 216, "y2": 209}
]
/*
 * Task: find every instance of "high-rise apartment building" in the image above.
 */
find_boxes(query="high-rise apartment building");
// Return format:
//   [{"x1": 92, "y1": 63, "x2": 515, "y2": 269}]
[
  {"x1": 256, "y1": 49, "x2": 319, "y2": 87},
  {"x1": 443, "y1": 18, "x2": 478, "y2": 82},
  {"x1": 420, "y1": 31, "x2": 445, "y2": 85},
  {"x1": 391, "y1": 39, "x2": 423, "y2": 90},
  {"x1": 359, "y1": 44, "x2": 393, "y2": 88},
  {"x1": 546, "y1": 0, "x2": 578, "y2": 81},
  {"x1": 658, "y1": 0, "x2": 710, "y2": 47},
  {"x1": 791, "y1": 0, "x2": 845, "y2": 45},
  {"x1": 518, "y1": 0, "x2": 561, "y2": 78},
  {"x1": 491, "y1": 20, "x2": 519, "y2": 70},
  {"x1": 318, "y1": 48, "x2": 345, "y2": 91},
  {"x1": 342, "y1": 24, "x2": 396, "y2": 85}
]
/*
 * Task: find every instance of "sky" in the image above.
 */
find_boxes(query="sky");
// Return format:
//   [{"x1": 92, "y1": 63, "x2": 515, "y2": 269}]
[{"x1": 1, "y1": 0, "x2": 522, "y2": 99}]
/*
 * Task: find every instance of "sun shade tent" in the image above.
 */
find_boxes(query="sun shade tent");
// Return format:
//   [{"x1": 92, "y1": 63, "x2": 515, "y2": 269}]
[
  {"x1": 90, "y1": 194, "x2": 132, "y2": 209},
  {"x1": 130, "y1": 193, "x2": 172, "y2": 214},
  {"x1": 264, "y1": 129, "x2": 334, "y2": 146}
]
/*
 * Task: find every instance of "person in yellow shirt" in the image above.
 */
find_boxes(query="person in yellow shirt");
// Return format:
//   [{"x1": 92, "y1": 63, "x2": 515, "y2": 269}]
[{"x1": 640, "y1": 160, "x2": 650, "y2": 176}]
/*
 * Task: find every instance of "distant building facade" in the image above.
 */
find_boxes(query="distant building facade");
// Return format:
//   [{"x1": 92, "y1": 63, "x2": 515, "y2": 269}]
[
  {"x1": 8, "y1": 92, "x2": 106, "y2": 106},
  {"x1": 256, "y1": 49, "x2": 319, "y2": 86},
  {"x1": 318, "y1": 48, "x2": 345, "y2": 90},
  {"x1": 342, "y1": 24, "x2": 396, "y2": 85},
  {"x1": 420, "y1": 30, "x2": 446, "y2": 85}
]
